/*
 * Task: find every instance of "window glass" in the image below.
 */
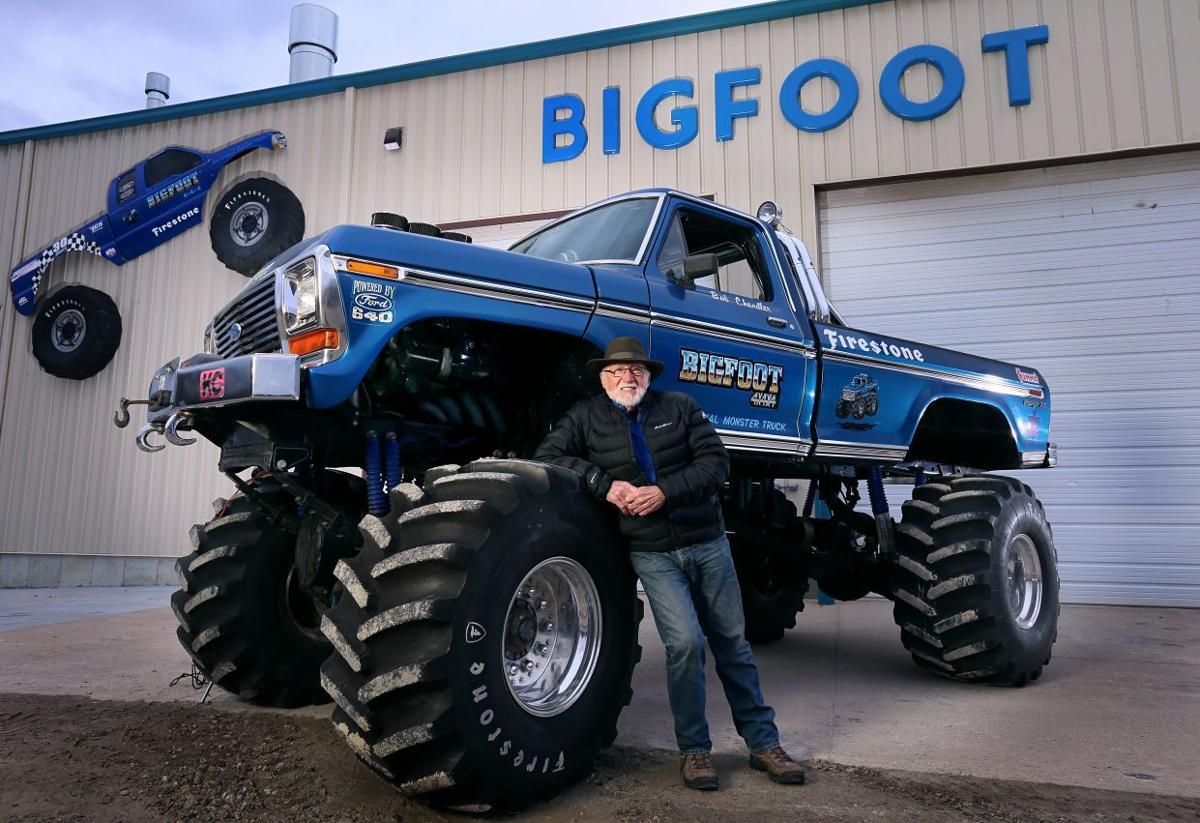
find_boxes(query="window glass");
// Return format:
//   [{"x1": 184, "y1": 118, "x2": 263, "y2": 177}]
[
  {"x1": 510, "y1": 198, "x2": 657, "y2": 263},
  {"x1": 115, "y1": 171, "x2": 137, "y2": 203},
  {"x1": 143, "y1": 149, "x2": 202, "y2": 188},
  {"x1": 657, "y1": 207, "x2": 773, "y2": 301}
]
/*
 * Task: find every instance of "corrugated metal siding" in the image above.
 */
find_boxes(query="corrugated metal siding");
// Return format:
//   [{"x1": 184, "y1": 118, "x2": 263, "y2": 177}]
[
  {"x1": 0, "y1": 143, "x2": 31, "y2": 429},
  {"x1": 818, "y1": 151, "x2": 1200, "y2": 606},
  {"x1": 351, "y1": 0, "x2": 1200, "y2": 251},
  {"x1": 0, "y1": 94, "x2": 356, "y2": 555},
  {"x1": 3, "y1": 0, "x2": 1200, "y2": 563}
]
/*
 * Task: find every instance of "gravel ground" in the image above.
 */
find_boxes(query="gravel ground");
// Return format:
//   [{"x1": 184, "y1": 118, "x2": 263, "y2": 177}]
[{"x1": 1, "y1": 693, "x2": 1197, "y2": 823}]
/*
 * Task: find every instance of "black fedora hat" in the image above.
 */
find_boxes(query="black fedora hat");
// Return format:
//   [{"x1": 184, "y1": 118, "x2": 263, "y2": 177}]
[{"x1": 586, "y1": 336, "x2": 664, "y2": 379}]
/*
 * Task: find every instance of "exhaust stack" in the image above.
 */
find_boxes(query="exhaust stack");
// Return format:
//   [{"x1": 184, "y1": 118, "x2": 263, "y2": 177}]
[
  {"x1": 144, "y1": 72, "x2": 170, "y2": 108},
  {"x1": 289, "y1": 4, "x2": 338, "y2": 83}
]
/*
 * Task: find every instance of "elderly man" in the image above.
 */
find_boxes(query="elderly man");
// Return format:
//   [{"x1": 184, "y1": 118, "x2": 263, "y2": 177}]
[{"x1": 535, "y1": 336, "x2": 805, "y2": 791}]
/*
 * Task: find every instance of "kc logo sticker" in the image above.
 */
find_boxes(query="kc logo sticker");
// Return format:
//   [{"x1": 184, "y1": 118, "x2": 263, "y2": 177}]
[
  {"x1": 465, "y1": 622, "x2": 487, "y2": 643},
  {"x1": 199, "y1": 368, "x2": 226, "y2": 401}
]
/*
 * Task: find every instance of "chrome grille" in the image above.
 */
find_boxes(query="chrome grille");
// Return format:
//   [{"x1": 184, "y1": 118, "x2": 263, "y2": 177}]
[{"x1": 212, "y1": 274, "x2": 281, "y2": 357}]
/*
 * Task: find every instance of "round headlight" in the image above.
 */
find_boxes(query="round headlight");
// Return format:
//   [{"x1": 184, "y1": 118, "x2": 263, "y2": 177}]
[{"x1": 756, "y1": 201, "x2": 782, "y2": 227}]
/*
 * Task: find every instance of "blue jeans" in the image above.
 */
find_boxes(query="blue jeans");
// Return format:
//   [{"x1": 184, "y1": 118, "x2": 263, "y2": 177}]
[{"x1": 630, "y1": 534, "x2": 780, "y2": 755}]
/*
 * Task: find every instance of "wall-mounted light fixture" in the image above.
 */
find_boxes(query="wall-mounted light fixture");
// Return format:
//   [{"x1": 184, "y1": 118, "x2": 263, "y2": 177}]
[{"x1": 383, "y1": 126, "x2": 404, "y2": 151}]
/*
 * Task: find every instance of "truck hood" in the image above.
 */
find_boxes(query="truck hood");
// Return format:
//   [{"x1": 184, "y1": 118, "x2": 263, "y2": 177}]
[{"x1": 307, "y1": 225, "x2": 597, "y2": 303}]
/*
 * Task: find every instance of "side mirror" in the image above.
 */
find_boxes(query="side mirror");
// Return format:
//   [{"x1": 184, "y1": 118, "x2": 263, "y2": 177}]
[{"x1": 672, "y1": 253, "x2": 718, "y2": 288}]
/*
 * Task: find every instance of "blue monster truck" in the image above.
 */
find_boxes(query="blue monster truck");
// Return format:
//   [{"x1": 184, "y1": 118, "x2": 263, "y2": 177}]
[
  {"x1": 836, "y1": 373, "x2": 879, "y2": 420},
  {"x1": 10, "y1": 130, "x2": 303, "y2": 379},
  {"x1": 117, "y1": 191, "x2": 1060, "y2": 811}
]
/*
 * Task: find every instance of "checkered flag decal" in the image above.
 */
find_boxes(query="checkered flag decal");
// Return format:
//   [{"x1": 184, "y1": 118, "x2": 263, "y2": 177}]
[{"x1": 29, "y1": 232, "x2": 103, "y2": 301}]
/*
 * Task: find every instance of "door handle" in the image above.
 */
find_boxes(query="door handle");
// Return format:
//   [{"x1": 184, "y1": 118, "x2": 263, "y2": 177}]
[{"x1": 766, "y1": 316, "x2": 786, "y2": 328}]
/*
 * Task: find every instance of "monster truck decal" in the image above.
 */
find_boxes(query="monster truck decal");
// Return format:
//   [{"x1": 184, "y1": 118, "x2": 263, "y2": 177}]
[{"x1": 9, "y1": 129, "x2": 292, "y2": 316}]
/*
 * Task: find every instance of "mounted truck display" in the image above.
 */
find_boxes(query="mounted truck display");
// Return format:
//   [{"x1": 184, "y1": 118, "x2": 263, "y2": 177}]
[
  {"x1": 116, "y1": 190, "x2": 1060, "y2": 810},
  {"x1": 10, "y1": 130, "x2": 303, "y2": 379}
]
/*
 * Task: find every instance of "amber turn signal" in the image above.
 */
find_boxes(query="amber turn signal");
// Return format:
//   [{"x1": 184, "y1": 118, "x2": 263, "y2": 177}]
[
  {"x1": 345, "y1": 258, "x2": 400, "y2": 279},
  {"x1": 288, "y1": 327, "x2": 339, "y2": 356}
]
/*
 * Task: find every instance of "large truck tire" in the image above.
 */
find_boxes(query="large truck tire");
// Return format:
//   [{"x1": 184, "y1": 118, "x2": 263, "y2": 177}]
[
  {"x1": 320, "y1": 459, "x2": 642, "y2": 811},
  {"x1": 210, "y1": 177, "x2": 305, "y2": 277},
  {"x1": 171, "y1": 473, "x2": 361, "y2": 707},
  {"x1": 726, "y1": 488, "x2": 808, "y2": 645},
  {"x1": 31, "y1": 285, "x2": 122, "y2": 380},
  {"x1": 890, "y1": 475, "x2": 1060, "y2": 686}
]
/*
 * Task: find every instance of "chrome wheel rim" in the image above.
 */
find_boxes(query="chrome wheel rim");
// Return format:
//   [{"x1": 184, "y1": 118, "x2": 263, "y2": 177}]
[
  {"x1": 1006, "y1": 534, "x2": 1043, "y2": 630},
  {"x1": 230, "y1": 201, "x2": 268, "y2": 247},
  {"x1": 503, "y1": 557, "x2": 602, "y2": 718},
  {"x1": 52, "y1": 308, "x2": 86, "y2": 352}
]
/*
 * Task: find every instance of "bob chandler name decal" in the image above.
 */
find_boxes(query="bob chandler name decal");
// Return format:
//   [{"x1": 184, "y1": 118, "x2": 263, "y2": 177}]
[
  {"x1": 678, "y1": 348, "x2": 783, "y2": 409},
  {"x1": 821, "y1": 328, "x2": 925, "y2": 363}
]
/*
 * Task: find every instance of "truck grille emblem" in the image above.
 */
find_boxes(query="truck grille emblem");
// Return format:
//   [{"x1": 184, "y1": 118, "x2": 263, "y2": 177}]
[{"x1": 229, "y1": 322, "x2": 243, "y2": 342}]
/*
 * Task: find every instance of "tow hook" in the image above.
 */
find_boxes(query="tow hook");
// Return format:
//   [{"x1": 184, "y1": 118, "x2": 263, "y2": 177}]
[
  {"x1": 113, "y1": 397, "x2": 151, "y2": 428},
  {"x1": 164, "y1": 412, "x2": 197, "y2": 446},
  {"x1": 135, "y1": 423, "x2": 166, "y2": 453}
]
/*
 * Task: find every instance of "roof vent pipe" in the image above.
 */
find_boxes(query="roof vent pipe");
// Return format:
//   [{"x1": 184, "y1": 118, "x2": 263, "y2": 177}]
[
  {"x1": 289, "y1": 4, "x2": 338, "y2": 83},
  {"x1": 145, "y1": 72, "x2": 170, "y2": 108}
]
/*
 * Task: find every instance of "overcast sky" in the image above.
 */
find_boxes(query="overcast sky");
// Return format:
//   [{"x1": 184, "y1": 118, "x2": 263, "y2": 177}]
[{"x1": 0, "y1": 0, "x2": 769, "y2": 133}]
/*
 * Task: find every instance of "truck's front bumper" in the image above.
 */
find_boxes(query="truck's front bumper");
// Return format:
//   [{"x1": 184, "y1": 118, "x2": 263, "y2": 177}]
[
  {"x1": 121, "y1": 353, "x2": 301, "y2": 454},
  {"x1": 145, "y1": 353, "x2": 301, "y2": 422}
]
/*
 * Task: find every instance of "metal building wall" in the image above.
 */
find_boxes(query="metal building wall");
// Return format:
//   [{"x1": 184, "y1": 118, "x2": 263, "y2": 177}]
[
  {"x1": 2, "y1": 0, "x2": 1199, "y2": 574},
  {"x1": 0, "y1": 93, "x2": 356, "y2": 570},
  {"x1": 347, "y1": 0, "x2": 1200, "y2": 253}
]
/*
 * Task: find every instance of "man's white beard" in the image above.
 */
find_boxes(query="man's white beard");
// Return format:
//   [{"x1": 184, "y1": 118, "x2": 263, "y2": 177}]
[{"x1": 606, "y1": 381, "x2": 647, "y2": 410}]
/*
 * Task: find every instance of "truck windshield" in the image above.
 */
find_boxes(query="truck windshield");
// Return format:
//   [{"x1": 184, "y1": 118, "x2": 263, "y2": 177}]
[{"x1": 510, "y1": 197, "x2": 658, "y2": 263}]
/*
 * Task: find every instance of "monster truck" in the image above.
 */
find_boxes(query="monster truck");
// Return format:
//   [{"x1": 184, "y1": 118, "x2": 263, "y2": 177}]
[
  {"x1": 117, "y1": 190, "x2": 1060, "y2": 810},
  {"x1": 835, "y1": 373, "x2": 879, "y2": 419},
  {"x1": 10, "y1": 130, "x2": 303, "y2": 379}
]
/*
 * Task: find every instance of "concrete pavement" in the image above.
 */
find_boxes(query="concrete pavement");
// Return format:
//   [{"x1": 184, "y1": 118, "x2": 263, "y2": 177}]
[{"x1": 0, "y1": 588, "x2": 1195, "y2": 797}]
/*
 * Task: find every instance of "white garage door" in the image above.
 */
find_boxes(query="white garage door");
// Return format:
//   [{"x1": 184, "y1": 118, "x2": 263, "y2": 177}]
[{"x1": 819, "y1": 152, "x2": 1200, "y2": 607}]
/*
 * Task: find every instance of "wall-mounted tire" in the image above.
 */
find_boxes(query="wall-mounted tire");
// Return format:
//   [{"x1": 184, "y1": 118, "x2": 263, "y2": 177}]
[
  {"x1": 171, "y1": 480, "x2": 342, "y2": 707},
  {"x1": 210, "y1": 177, "x2": 305, "y2": 277},
  {"x1": 320, "y1": 459, "x2": 643, "y2": 811},
  {"x1": 889, "y1": 475, "x2": 1060, "y2": 685},
  {"x1": 30, "y1": 285, "x2": 122, "y2": 380},
  {"x1": 726, "y1": 489, "x2": 808, "y2": 644}
]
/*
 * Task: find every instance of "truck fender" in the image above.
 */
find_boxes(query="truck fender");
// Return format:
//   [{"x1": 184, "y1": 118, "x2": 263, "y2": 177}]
[{"x1": 9, "y1": 214, "x2": 123, "y2": 316}]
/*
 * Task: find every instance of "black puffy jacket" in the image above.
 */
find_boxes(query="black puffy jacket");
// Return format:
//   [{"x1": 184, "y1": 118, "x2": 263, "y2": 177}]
[{"x1": 534, "y1": 389, "x2": 730, "y2": 552}]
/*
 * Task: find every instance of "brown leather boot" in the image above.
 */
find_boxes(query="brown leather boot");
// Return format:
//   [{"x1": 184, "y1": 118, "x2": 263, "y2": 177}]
[
  {"x1": 680, "y1": 752, "x2": 719, "y2": 790},
  {"x1": 748, "y1": 747, "x2": 806, "y2": 784}
]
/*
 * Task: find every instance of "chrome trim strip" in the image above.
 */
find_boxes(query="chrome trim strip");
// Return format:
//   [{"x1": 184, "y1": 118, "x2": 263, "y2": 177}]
[
  {"x1": 812, "y1": 440, "x2": 909, "y2": 461},
  {"x1": 1021, "y1": 449, "x2": 1051, "y2": 468},
  {"x1": 821, "y1": 350, "x2": 1031, "y2": 397},
  {"x1": 650, "y1": 312, "x2": 816, "y2": 355},
  {"x1": 716, "y1": 429, "x2": 807, "y2": 455},
  {"x1": 596, "y1": 300, "x2": 652, "y2": 320},
  {"x1": 399, "y1": 267, "x2": 595, "y2": 313}
]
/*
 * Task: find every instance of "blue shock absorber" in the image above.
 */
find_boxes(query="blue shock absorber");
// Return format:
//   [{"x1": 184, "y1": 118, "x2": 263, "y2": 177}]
[
  {"x1": 913, "y1": 466, "x2": 926, "y2": 487},
  {"x1": 384, "y1": 432, "x2": 402, "y2": 491},
  {"x1": 364, "y1": 430, "x2": 387, "y2": 516},
  {"x1": 866, "y1": 466, "x2": 894, "y2": 556}
]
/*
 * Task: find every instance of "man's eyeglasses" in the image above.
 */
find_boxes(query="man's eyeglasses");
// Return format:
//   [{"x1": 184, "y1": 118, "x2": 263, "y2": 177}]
[{"x1": 601, "y1": 365, "x2": 649, "y2": 378}]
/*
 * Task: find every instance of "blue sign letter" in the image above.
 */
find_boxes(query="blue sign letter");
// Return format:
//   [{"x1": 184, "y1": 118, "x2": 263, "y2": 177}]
[
  {"x1": 778, "y1": 58, "x2": 859, "y2": 132},
  {"x1": 603, "y1": 86, "x2": 621, "y2": 155},
  {"x1": 543, "y1": 94, "x2": 587, "y2": 164},
  {"x1": 879, "y1": 45, "x2": 965, "y2": 121},
  {"x1": 636, "y1": 78, "x2": 698, "y2": 150},
  {"x1": 982, "y1": 25, "x2": 1050, "y2": 107},
  {"x1": 715, "y1": 67, "x2": 760, "y2": 141}
]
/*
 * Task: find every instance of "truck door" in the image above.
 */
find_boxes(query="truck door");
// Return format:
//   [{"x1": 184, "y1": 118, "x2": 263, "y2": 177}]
[
  {"x1": 110, "y1": 148, "x2": 207, "y2": 261},
  {"x1": 646, "y1": 197, "x2": 816, "y2": 458}
]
